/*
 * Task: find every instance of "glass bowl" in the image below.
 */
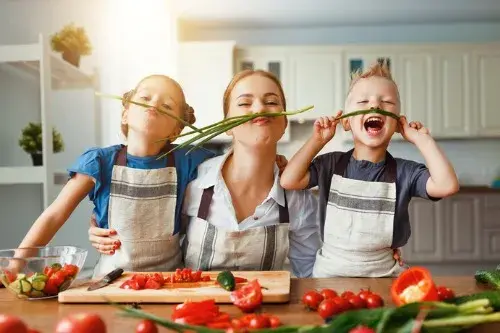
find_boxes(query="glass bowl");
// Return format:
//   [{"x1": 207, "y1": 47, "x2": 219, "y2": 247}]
[{"x1": 0, "y1": 246, "x2": 87, "y2": 300}]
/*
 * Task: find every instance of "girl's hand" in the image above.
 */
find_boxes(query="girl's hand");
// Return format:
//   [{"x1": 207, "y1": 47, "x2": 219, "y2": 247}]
[
  {"x1": 276, "y1": 154, "x2": 288, "y2": 175},
  {"x1": 89, "y1": 214, "x2": 120, "y2": 255},
  {"x1": 313, "y1": 111, "x2": 343, "y2": 143},
  {"x1": 398, "y1": 116, "x2": 430, "y2": 144},
  {"x1": 393, "y1": 248, "x2": 405, "y2": 267}
]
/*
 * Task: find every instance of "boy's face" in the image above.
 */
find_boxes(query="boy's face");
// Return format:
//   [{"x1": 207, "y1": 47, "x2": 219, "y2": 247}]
[{"x1": 343, "y1": 76, "x2": 400, "y2": 148}]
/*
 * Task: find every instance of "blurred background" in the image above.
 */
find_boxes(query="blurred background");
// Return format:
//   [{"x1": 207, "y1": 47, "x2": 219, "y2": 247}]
[{"x1": 0, "y1": 0, "x2": 499, "y2": 276}]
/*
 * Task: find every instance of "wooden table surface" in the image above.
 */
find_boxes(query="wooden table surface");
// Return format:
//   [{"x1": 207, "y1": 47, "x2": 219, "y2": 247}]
[{"x1": 0, "y1": 276, "x2": 498, "y2": 332}]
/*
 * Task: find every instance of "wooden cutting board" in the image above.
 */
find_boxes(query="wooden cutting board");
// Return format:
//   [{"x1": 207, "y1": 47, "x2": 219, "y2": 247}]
[{"x1": 58, "y1": 270, "x2": 290, "y2": 304}]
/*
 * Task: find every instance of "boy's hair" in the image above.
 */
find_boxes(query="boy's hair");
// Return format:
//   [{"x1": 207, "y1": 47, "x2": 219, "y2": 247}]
[{"x1": 347, "y1": 60, "x2": 400, "y2": 101}]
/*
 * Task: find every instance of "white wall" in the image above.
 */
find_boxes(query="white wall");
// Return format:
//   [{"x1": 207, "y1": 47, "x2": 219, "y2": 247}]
[{"x1": 180, "y1": 22, "x2": 500, "y2": 185}]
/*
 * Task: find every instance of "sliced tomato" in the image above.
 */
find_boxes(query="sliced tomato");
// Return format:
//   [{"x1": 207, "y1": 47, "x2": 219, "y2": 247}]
[
  {"x1": 131, "y1": 274, "x2": 147, "y2": 289},
  {"x1": 120, "y1": 280, "x2": 140, "y2": 290},
  {"x1": 148, "y1": 273, "x2": 164, "y2": 285},
  {"x1": 144, "y1": 279, "x2": 161, "y2": 290},
  {"x1": 229, "y1": 279, "x2": 263, "y2": 313},
  {"x1": 2, "y1": 270, "x2": 16, "y2": 283},
  {"x1": 61, "y1": 264, "x2": 79, "y2": 277},
  {"x1": 201, "y1": 275, "x2": 211, "y2": 282},
  {"x1": 192, "y1": 270, "x2": 202, "y2": 282},
  {"x1": 234, "y1": 277, "x2": 248, "y2": 283},
  {"x1": 172, "y1": 299, "x2": 218, "y2": 320}
]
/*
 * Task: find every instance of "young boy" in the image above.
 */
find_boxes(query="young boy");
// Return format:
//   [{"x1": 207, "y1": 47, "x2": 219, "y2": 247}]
[{"x1": 280, "y1": 61, "x2": 459, "y2": 278}]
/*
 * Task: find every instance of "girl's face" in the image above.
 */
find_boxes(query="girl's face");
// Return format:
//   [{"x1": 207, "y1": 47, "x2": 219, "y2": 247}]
[
  {"x1": 122, "y1": 76, "x2": 184, "y2": 140},
  {"x1": 226, "y1": 74, "x2": 287, "y2": 148}
]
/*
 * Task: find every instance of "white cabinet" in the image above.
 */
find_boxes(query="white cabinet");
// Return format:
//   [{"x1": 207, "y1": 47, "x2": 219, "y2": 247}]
[
  {"x1": 176, "y1": 41, "x2": 236, "y2": 143},
  {"x1": 288, "y1": 51, "x2": 343, "y2": 122}
]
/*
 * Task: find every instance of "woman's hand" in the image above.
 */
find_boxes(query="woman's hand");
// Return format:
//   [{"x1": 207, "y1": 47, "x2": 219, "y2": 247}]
[{"x1": 89, "y1": 214, "x2": 120, "y2": 255}]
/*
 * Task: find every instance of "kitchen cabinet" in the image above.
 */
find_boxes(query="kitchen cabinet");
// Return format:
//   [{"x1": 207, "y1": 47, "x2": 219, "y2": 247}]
[{"x1": 402, "y1": 192, "x2": 500, "y2": 265}]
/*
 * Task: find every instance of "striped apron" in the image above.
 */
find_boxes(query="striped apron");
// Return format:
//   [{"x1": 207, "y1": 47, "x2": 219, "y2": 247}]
[
  {"x1": 183, "y1": 186, "x2": 290, "y2": 271},
  {"x1": 92, "y1": 145, "x2": 182, "y2": 278},
  {"x1": 312, "y1": 149, "x2": 405, "y2": 278}
]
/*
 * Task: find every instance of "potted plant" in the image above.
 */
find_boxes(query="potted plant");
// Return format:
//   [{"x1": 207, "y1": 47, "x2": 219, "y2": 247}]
[
  {"x1": 19, "y1": 123, "x2": 64, "y2": 166},
  {"x1": 50, "y1": 22, "x2": 92, "y2": 67}
]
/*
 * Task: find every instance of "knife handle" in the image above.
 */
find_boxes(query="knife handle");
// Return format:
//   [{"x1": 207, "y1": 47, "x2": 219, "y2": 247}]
[{"x1": 103, "y1": 268, "x2": 124, "y2": 283}]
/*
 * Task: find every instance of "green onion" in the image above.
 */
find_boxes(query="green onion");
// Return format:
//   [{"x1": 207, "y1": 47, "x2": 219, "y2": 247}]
[
  {"x1": 95, "y1": 92, "x2": 203, "y2": 133},
  {"x1": 336, "y1": 109, "x2": 400, "y2": 121}
]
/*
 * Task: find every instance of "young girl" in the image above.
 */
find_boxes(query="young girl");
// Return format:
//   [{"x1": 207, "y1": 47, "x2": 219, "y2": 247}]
[
  {"x1": 280, "y1": 62, "x2": 459, "y2": 278},
  {"x1": 17, "y1": 74, "x2": 215, "y2": 278}
]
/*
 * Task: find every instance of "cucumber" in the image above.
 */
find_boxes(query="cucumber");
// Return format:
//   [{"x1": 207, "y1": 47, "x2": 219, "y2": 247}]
[
  {"x1": 31, "y1": 280, "x2": 45, "y2": 291},
  {"x1": 217, "y1": 270, "x2": 236, "y2": 291},
  {"x1": 9, "y1": 280, "x2": 22, "y2": 294},
  {"x1": 20, "y1": 279, "x2": 32, "y2": 294},
  {"x1": 16, "y1": 273, "x2": 26, "y2": 280},
  {"x1": 30, "y1": 290, "x2": 45, "y2": 298},
  {"x1": 31, "y1": 273, "x2": 48, "y2": 282}
]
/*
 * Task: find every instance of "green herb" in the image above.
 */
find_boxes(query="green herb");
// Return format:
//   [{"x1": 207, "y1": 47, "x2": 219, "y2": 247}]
[{"x1": 336, "y1": 109, "x2": 400, "y2": 121}]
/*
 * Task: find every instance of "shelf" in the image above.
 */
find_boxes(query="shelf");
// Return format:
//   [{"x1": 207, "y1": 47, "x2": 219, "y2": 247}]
[{"x1": 0, "y1": 166, "x2": 45, "y2": 184}]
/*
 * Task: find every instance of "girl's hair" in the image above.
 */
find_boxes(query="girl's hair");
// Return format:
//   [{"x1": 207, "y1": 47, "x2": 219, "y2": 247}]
[
  {"x1": 120, "y1": 74, "x2": 196, "y2": 137},
  {"x1": 222, "y1": 70, "x2": 287, "y2": 118}
]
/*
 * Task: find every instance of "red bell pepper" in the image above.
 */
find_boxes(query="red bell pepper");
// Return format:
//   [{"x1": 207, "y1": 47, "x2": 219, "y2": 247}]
[{"x1": 391, "y1": 266, "x2": 439, "y2": 306}]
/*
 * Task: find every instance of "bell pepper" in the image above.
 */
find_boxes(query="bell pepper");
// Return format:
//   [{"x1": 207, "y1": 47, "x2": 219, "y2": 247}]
[{"x1": 391, "y1": 266, "x2": 439, "y2": 306}]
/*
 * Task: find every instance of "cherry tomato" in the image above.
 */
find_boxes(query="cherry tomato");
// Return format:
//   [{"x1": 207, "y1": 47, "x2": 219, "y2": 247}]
[
  {"x1": 348, "y1": 295, "x2": 367, "y2": 309},
  {"x1": 230, "y1": 280, "x2": 263, "y2": 313},
  {"x1": 268, "y1": 315, "x2": 281, "y2": 328},
  {"x1": 62, "y1": 264, "x2": 79, "y2": 277},
  {"x1": 135, "y1": 320, "x2": 158, "y2": 333},
  {"x1": 55, "y1": 313, "x2": 106, "y2": 333},
  {"x1": 50, "y1": 270, "x2": 68, "y2": 287},
  {"x1": 365, "y1": 294, "x2": 384, "y2": 308},
  {"x1": 341, "y1": 291, "x2": 356, "y2": 299},
  {"x1": 230, "y1": 319, "x2": 244, "y2": 329},
  {"x1": 319, "y1": 288, "x2": 338, "y2": 300},
  {"x1": 437, "y1": 286, "x2": 455, "y2": 301},
  {"x1": 332, "y1": 296, "x2": 351, "y2": 312},
  {"x1": 357, "y1": 289, "x2": 373, "y2": 301},
  {"x1": 43, "y1": 279, "x2": 59, "y2": 295},
  {"x1": 248, "y1": 316, "x2": 270, "y2": 329},
  {"x1": 0, "y1": 314, "x2": 28, "y2": 333},
  {"x1": 317, "y1": 299, "x2": 343, "y2": 319},
  {"x1": 302, "y1": 290, "x2": 324, "y2": 310}
]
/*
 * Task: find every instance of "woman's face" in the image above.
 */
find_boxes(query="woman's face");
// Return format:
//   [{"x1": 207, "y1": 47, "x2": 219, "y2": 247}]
[
  {"x1": 226, "y1": 74, "x2": 287, "y2": 148},
  {"x1": 122, "y1": 76, "x2": 184, "y2": 140}
]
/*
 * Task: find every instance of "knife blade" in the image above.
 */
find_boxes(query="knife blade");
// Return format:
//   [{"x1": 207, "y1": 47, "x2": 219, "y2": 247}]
[{"x1": 87, "y1": 268, "x2": 124, "y2": 291}]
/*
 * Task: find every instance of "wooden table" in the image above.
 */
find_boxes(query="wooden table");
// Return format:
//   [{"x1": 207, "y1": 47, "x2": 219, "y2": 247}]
[{"x1": 0, "y1": 276, "x2": 497, "y2": 332}]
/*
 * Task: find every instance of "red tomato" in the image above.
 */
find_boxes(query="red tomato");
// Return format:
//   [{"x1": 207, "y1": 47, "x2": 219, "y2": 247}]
[
  {"x1": 268, "y1": 315, "x2": 281, "y2": 328},
  {"x1": 437, "y1": 286, "x2": 455, "y2": 301},
  {"x1": 341, "y1": 291, "x2": 356, "y2": 299},
  {"x1": 55, "y1": 313, "x2": 106, "y2": 333},
  {"x1": 135, "y1": 320, "x2": 158, "y2": 333},
  {"x1": 317, "y1": 299, "x2": 343, "y2": 319},
  {"x1": 348, "y1": 295, "x2": 367, "y2": 309},
  {"x1": 332, "y1": 297, "x2": 351, "y2": 312},
  {"x1": 202, "y1": 275, "x2": 211, "y2": 282},
  {"x1": 248, "y1": 316, "x2": 270, "y2": 329},
  {"x1": 43, "y1": 279, "x2": 59, "y2": 295},
  {"x1": 357, "y1": 289, "x2": 373, "y2": 301},
  {"x1": 131, "y1": 275, "x2": 147, "y2": 289},
  {"x1": 0, "y1": 314, "x2": 28, "y2": 333},
  {"x1": 144, "y1": 279, "x2": 162, "y2": 290},
  {"x1": 302, "y1": 290, "x2": 324, "y2": 310},
  {"x1": 230, "y1": 319, "x2": 244, "y2": 329},
  {"x1": 365, "y1": 294, "x2": 384, "y2": 308},
  {"x1": 229, "y1": 280, "x2": 263, "y2": 313},
  {"x1": 62, "y1": 264, "x2": 79, "y2": 277},
  {"x1": 148, "y1": 273, "x2": 164, "y2": 285},
  {"x1": 349, "y1": 326, "x2": 376, "y2": 333},
  {"x1": 120, "y1": 279, "x2": 140, "y2": 290},
  {"x1": 319, "y1": 288, "x2": 338, "y2": 300},
  {"x1": 2, "y1": 270, "x2": 16, "y2": 283}
]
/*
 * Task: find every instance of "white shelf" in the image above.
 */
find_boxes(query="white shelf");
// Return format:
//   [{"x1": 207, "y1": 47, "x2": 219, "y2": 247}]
[
  {"x1": 0, "y1": 39, "x2": 93, "y2": 90},
  {"x1": 0, "y1": 166, "x2": 45, "y2": 184}
]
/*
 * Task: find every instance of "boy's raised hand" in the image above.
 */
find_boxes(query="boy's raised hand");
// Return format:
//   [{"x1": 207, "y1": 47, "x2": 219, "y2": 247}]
[
  {"x1": 398, "y1": 115, "x2": 430, "y2": 144},
  {"x1": 313, "y1": 111, "x2": 343, "y2": 143}
]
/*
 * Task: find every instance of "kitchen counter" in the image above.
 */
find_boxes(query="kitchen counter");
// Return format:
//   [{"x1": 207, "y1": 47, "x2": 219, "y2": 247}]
[{"x1": 0, "y1": 277, "x2": 497, "y2": 332}]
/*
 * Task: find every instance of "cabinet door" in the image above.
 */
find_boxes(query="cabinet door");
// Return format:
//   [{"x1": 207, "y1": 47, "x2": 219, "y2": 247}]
[
  {"x1": 289, "y1": 52, "x2": 343, "y2": 121},
  {"x1": 343, "y1": 51, "x2": 396, "y2": 88},
  {"x1": 433, "y1": 52, "x2": 474, "y2": 137},
  {"x1": 443, "y1": 195, "x2": 482, "y2": 261},
  {"x1": 481, "y1": 194, "x2": 500, "y2": 261},
  {"x1": 472, "y1": 48, "x2": 500, "y2": 137},
  {"x1": 176, "y1": 41, "x2": 236, "y2": 143},
  {"x1": 402, "y1": 198, "x2": 444, "y2": 263},
  {"x1": 393, "y1": 53, "x2": 435, "y2": 139}
]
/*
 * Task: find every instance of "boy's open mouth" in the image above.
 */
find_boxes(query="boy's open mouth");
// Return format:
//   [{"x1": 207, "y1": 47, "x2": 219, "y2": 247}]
[{"x1": 363, "y1": 116, "x2": 385, "y2": 135}]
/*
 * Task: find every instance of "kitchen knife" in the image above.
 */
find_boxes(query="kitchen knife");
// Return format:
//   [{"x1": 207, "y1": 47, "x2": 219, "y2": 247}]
[{"x1": 87, "y1": 268, "x2": 124, "y2": 291}]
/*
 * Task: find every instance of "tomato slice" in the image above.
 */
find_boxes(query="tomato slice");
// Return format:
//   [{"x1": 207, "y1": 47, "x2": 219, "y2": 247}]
[
  {"x1": 391, "y1": 266, "x2": 439, "y2": 306},
  {"x1": 131, "y1": 274, "x2": 147, "y2": 289},
  {"x1": 229, "y1": 279, "x2": 263, "y2": 313},
  {"x1": 148, "y1": 273, "x2": 164, "y2": 285},
  {"x1": 171, "y1": 299, "x2": 218, "y2": 320}
]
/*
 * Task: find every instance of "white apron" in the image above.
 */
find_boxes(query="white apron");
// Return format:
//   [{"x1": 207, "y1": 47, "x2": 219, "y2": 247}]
[
  {"x1": 92, "y1": 145, "x2": 182, "y2": 278},
  {"x1": 313, "y1": 149, "x2": 405, "y2": 278},
  {"x1": 183, "y1": 186, "x2": 290, "y2": 271}
]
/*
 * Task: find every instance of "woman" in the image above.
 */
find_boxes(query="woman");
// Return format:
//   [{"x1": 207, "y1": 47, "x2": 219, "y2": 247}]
[{"x1": 88, "y1": 70, "x2": 322, "y2": 277}]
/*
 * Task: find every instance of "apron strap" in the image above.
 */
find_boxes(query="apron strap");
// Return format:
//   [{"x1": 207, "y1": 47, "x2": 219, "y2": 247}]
[
  {"x1": 334, "y1": 148, "x2": 397, "y2": 183},
  {"x1": 114, "y1": 144, "x2": 175, "y2": 167},
  {"x1": 197, "y1": 186, "x2": 215, "y2": 220},
  {"x1": 278, "y1": 190, "x2": 289, "y2": 224}
]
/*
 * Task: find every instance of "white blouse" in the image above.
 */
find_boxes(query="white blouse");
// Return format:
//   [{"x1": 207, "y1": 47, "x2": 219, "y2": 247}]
[{"x1": 181, "y1": 151, "x2": 322, "y2": 277}]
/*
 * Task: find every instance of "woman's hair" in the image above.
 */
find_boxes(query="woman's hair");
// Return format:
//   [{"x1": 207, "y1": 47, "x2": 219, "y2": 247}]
[
  {"x1": 222, "y1": 70, "x2": 287, "y2": 118},
  {"x1": 120, "y1": 74, "x2": 196, "y2": 137}
]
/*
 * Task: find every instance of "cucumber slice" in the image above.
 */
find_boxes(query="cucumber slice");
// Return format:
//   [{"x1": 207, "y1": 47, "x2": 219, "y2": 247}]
[
  {"x1": 9, "y1": 280, "x2": 22, "y2": 294},
  {"x1": 20, "y1": 279, "x2": 32, "y2": 294},
  {"x1": 30, "y1": 290, "x2": 45, "y2": 298},
  {"x1": 32, "y1": 273, "x2": 48, "y2": 282},
  {"x1": 32, "y1": 280, "x2": 45, "y2": 291},
  {"x1": 16, "y1": 273, "x2": 26, "y2": 280}
]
